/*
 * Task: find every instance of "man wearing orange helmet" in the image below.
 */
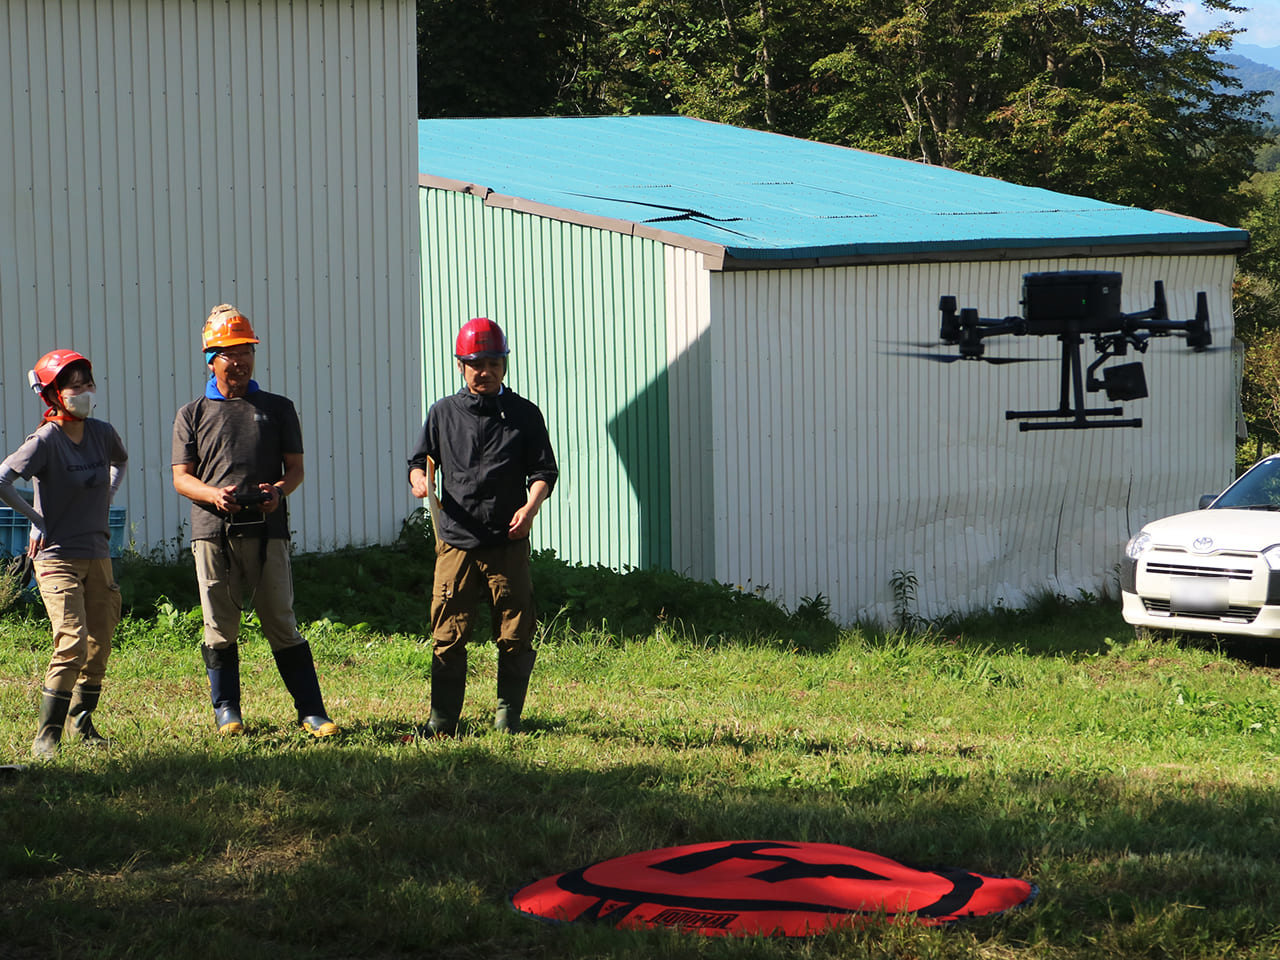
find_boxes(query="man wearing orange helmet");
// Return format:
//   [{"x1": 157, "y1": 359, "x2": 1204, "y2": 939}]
[
  {"x1": 171, "y1": 304, "x2": 339, "y2": 739},
  {"x1": 407, "y1": 317, "x2": 558, "y2": 735},
  {"x1": 0, "y1": 349, "x2": 128, "y2": 759}
]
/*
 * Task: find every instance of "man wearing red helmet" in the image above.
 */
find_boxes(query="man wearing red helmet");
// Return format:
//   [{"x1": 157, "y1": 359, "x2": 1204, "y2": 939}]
[
  {"x1": 407, "y1": 317, "x2": 558, "y2": 735},
  {"x1": 0, "y1": 349, "x2": 128, "y2": 759},
  {"x1": 171, "y1": 304, "x2": 339, "y2": 739}
]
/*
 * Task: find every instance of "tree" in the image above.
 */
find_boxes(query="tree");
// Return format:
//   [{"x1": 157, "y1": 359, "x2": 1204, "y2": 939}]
[
  {"x1": 807, "y1": 0, "x2": 1268, "y2": 222},
  {"x1": 1237, "y1": 173, "x2": 1280, "y2": 459},
  {"x1": 417, "y1": 0, "x2": 590, "y2": 118},
  {"x1": 560, "y1": 0, "x2": 840, "y2": 133}
]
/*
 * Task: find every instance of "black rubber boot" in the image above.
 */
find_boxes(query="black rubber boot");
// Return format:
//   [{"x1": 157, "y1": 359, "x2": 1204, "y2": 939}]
[
  {"x1": 32, "y1": 688, "x2": 71, "y2": 760},
  {"x1": 427, "y1": 652, "x2": 467, "y2": 736},
  {"x1": 495, "y1": 648, "x2": 537, "y2": 733},
  {"x1": 203, "y1": 644, "x2": 244, "y2": 734},
  {"x1": 68, "y1": 684, "x2": 110, "y2": 745},
  {"x1": 273, "y1": 642, "x2": 339, "y2": 738}
]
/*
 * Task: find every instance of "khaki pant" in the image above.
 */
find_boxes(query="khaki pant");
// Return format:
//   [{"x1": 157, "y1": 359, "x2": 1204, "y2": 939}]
[
  {"x1": 193, "y1": 537, "x2": 304, "y2": 651},
  {"x1": 431, "y1": 540, "x2": 535, "y2": 662},
  {"x1": 34, "y1": 557, "x2": 121, "y2": 693}
]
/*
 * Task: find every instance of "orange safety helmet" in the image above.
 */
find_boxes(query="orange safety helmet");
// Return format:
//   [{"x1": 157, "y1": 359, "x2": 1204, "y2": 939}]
[
  {"x1": 201, "y1": 304, "x2": 259, "y2": 352},
  {"x1": 454, "y1": 317, "x2": 509, "y2": 360},
  {"x1": 28, "y1": 349, "x2": 92, "y2": 402}
]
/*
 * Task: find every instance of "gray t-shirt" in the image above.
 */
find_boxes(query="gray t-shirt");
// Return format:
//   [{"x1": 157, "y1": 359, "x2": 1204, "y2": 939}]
[
  {"x1": 1, "y1": 419, "x2": 128, "y2": 560},
  {"x1": 171, "y1": 390, "x2": 303, "y2": 542}
]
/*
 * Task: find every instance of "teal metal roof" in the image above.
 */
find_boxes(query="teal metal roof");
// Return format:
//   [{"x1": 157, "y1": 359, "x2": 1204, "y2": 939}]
[{"x1": 417, "y1": 116, "x2": 1248, "y2": 262}]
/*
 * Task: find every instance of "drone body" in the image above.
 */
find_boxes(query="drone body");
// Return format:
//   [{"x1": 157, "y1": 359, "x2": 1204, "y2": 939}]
[{"x1": 939, "y1": 271, "x2": 1212, "y2": 431}]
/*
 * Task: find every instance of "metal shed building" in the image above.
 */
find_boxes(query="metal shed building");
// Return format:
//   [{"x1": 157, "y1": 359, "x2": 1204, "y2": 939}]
[
  {"x1": 417, "y1": 115, "x2": 1248, "y2": 625},
  {"x1": 1, "y1": 0, "x2": 419, "y2": 555}
]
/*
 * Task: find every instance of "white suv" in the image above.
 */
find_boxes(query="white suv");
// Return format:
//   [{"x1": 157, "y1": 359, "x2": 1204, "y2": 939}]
[{"x1": 1122, "y1": 456, "x2": 1280, "y2": 638}]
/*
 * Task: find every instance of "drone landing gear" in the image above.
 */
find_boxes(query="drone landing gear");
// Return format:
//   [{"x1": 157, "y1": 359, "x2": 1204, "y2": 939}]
[{"x1": 1004, "y1": 334, "x2": 1142, "y2": 431}]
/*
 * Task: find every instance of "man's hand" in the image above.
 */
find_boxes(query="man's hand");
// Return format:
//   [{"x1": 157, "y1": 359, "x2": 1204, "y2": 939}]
[
  {"x1": 210, "y1": 485, "x2": 242, "y2": 514},
  {"x1": 508, "y1": 480, "x2": 551, "y2": 540},
  {"x1": 410, "y1": 470, "x2": 434, "y2": 500},
  {"x1": 508, "y1": 504, "x2": 537, "y2": 539},
  {"x1": 410, "y1": 460, "x2": 438, "y2": 501},
  {"x1": 259, "y1": 484, "x2": 283, "y2": 514},
  {"x1": 174, "y1": 465, "x2": 241, "y2": 513}
]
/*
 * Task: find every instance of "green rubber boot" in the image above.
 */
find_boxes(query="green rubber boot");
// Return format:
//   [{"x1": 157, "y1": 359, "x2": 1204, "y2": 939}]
[
  {"x1": 426, "y1": 653, "x2": 467, "y2": 736},
  {"x1": 32, "y1": 689, "x2": 71, "y2": 761},
  {"x1": 495, "y1": 649, "x2": 536, "y2": 733},
  {"x1": 68, "y1": 684, "x2": 110, "y2": 745}
]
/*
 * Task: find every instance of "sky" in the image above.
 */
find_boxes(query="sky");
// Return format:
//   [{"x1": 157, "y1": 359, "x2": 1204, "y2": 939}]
[{"x1": 1171, "y1": 0, "x2": 1280, "y2": 48}]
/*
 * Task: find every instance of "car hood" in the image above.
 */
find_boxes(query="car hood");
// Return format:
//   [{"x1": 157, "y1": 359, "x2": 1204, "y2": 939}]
[{"x1": 1141, "y1": 508, "x2": 1280, "y2": 553}]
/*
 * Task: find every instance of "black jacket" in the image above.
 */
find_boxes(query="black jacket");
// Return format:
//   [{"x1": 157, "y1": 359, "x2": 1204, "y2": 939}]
[{"x1": 408, "y1": 387, "x2": 558, "y2": 549}]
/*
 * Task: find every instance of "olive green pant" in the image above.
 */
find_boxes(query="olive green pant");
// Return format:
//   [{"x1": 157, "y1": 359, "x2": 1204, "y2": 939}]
[
  {"x1": 431, "y1": 540, "x2": 535, "y2": 661},
  {"x1": 34, "y1": 557, "x2": 121, "y2": 693}
]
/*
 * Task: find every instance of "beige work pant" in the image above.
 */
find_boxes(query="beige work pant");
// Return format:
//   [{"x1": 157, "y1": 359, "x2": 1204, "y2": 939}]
[
  {"x1": 34, "y1": 557, "x2": 121, "y2": 693},
  {"x1": 192, "y1": 537, "x2": 304, "y2": 651}
]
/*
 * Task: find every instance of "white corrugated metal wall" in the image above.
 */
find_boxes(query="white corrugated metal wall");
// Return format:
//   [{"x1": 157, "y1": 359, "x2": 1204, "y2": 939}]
[
  {"x1": 664, "y1": 246, "x2": 716, "y2": 581},
  {"x1": 708, "y1": 255, "x2": 1238, "y2": 624},
  {"x1": 0, "y1": 0, "x2": 419, "y2": 555}
]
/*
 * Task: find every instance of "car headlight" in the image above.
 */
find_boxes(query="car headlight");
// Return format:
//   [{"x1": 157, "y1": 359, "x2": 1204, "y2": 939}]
[
  {"x1": 1125, "y1": 532, "x2": 1152, "y2": 560},
  {"x1": 1262, "y1": 545, "x2": 1280, "y2": 571}
]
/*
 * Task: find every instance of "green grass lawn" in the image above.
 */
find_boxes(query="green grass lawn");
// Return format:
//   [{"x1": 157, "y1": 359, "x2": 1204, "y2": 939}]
[{"x1": 2, "y1": 539, "x2": 1280, "y2": 959}]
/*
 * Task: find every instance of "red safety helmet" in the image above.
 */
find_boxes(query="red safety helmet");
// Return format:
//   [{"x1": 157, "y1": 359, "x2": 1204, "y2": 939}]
[
  {"x1": 29, "y1": 349, "x2": 92, "y2": 402},
  {"x1": 454, "y1": 317, "x2": 509, "y2": 360}
]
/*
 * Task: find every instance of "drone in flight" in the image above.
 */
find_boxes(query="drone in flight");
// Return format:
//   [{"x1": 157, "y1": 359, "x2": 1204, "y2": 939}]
[{"x1": 935, "y1": 270, "x2": 1212, "y2": 431}]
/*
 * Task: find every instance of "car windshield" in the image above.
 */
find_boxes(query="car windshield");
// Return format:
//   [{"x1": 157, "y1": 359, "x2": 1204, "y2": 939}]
[{"x1": 1211, "y1": 457, "x2": 1280, "y2": 509}]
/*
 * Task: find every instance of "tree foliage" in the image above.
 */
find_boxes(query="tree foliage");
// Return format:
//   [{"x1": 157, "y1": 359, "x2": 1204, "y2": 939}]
[
  {"x1": 1237, "y1": 172, "x2": 1280, "y2": 458},
  {"x1": 417, "y1": 0, "x2": 591, "y2": 117}
]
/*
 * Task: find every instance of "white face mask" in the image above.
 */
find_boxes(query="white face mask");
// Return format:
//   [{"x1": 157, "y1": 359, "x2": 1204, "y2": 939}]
[{"x1": 61, "y1": 390, "x2": 94, "y2": 419}]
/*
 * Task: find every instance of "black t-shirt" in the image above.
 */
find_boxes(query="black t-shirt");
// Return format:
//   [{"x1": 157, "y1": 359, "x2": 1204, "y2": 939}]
[{"x1": 172, "y1": 390, "x2": 303, "y2": 541}]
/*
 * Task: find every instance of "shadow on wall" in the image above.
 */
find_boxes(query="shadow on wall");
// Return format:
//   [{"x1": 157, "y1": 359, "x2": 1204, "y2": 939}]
[
  {"x1": 605, "y1": 327, "x2": 712, "y2": 574},
  {"x1": 606, "y1": 367, "x2": 672, "y2": 571}
]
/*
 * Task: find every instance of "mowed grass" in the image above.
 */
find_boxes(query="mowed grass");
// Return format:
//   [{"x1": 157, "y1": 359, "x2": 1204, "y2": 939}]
[{"x1": 2, "y1": 538, "x2": 1280, "y2": 959}]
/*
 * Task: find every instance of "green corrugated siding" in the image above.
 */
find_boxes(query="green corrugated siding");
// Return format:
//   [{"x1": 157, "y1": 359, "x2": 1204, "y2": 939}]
[{"x1": 419, "y1": 188, "x2": 672, "y2": 569}]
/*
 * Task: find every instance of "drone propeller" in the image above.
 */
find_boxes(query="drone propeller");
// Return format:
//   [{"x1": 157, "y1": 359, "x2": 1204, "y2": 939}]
[{"x1": 884, "y1": 348, "x2": 1046, "y2": 366}]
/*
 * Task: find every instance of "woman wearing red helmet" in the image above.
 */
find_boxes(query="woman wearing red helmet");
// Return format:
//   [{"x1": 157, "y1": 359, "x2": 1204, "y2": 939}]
[{"x1": 0, "y1": 349, "x2": 129, "y2": 760}]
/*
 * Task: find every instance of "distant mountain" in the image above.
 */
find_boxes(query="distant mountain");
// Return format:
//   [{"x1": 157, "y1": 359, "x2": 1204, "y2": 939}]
[
  {"x1": 1219, "y1": 54, "x2": 1280, "y2": 126},
  {"x1": 1236, "y1": 43, "x2": 1280, "y2": 72}
]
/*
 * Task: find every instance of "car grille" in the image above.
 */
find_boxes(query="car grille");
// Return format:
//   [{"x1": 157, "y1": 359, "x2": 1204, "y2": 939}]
[
  {"x1": 1141, "y1": 599, "x2": 1260, "y2": 623},
  {"x1": 1143, "y1": 561, "x2": 1254, "y2": 581}
]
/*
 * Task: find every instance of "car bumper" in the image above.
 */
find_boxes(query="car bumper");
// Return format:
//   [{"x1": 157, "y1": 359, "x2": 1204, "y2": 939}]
[{"x1": 1121, "y1": 588, "x2": 1280, "y2": 638}]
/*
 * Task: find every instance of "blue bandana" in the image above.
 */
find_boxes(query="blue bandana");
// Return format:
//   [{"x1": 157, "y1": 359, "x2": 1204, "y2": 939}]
[{"x1": 206, "y1": 375, "x2": 261, "y2": 400}]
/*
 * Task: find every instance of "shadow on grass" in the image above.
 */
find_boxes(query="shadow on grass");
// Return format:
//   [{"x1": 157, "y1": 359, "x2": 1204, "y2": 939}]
[
  {"x1": 1159, "y1": 631, "x2": 1280, "y2": 670},
  {"x1": 3, "y1": 739, "x2": 1280, "y2": 959},
  {"x1": 919, "y1": 591, "x2": 1130, "y2": 660}
]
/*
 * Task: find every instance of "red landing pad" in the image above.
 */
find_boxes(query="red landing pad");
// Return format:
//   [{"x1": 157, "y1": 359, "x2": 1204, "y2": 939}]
[{"x1": 510, "y1": 840, "x2": 1038, "y2": 937}]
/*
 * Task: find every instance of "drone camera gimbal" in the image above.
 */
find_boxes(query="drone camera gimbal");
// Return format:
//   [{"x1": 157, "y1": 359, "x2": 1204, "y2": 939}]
[{"x1": 938, "y1": 271, "x2": 1212, "y2": 431}]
